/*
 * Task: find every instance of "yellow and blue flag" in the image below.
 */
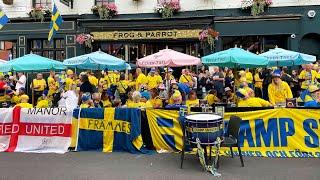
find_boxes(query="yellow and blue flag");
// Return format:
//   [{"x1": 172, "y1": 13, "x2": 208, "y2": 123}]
[
  {"x1": 146, "y1": 109, "x2": 183, "y2": 152},
  {"x1": 74, "y1": 108, "x2": 144, "y2": 153},
  {"x1": 0, "y1": 10, "x2": 9, "y2": 30},
  {"x1": 48, "y1": 3, "x2": 63, "y2": 42}
]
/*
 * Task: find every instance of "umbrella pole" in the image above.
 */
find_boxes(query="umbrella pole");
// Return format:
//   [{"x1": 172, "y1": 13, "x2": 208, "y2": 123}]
[
  {"x1": 32, "y1": 74, "x2": 34, "y2": 106},
  {"x1": 233, "y1": 66, "x2": 238, "y2": 103}
]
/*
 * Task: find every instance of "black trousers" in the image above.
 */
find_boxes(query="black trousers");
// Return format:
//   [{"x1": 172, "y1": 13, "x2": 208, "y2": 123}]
[{"x1": 33, "y1": 91, "x2": 43, "y2": 106}]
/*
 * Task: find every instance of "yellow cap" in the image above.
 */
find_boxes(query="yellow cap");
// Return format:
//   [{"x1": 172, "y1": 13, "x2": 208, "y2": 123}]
[
  {"x1": 20, "y1": 95, "x2": 29, "y2": 100},
  {"x1": 67, "y1": 69, "x2": 74, "y2": 75},
  {"x1": 308, "y1": 85, "x2": 320, "y2": 93}
]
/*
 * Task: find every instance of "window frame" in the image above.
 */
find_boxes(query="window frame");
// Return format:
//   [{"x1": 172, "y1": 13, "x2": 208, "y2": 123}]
[
  {"x1": 95, "y1": 0, "x2": 115, "y2": 6},
  {"x1": 30, "y1": 39, "x2": 65, "y2": 61},
  {"x1": 33, "y1": 0, "x2": 52, "y2": 8}
]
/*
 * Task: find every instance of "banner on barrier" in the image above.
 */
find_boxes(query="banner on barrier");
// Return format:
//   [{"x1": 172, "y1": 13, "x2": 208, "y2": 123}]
[
  {"x1": 75, "y1": 108, "x2": 144, "y2": 153},
  {"x1": 146, "y1": 108, "x2": 320, "y2": 158},
  {"x1": 0, "y1": 107, "x2": 72, "y2": 154},
  {"x1": 223, "y1": 108, "x2": 320, "y2": 158},
  {"x1": 146, "y1": 109, "x2": 183, "y2": 152}
]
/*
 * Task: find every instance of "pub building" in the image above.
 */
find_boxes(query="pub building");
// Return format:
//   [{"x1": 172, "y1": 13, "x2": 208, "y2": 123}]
[
  {"x1": 79, "y1": 5, "x2": 320, "y2": 65},
  {"x1": 0, "y1": 2, "x2": 318, "y2": 64}
]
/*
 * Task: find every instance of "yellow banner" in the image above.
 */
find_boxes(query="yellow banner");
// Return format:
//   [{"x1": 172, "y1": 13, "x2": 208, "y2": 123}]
[
  {"x1": 92, "y1": 29, "x2": 202, "y2": 41},
  {"x1": 147, "y1": 108, "x2": 320, "y2": 157},
  {"x1": 223, "y1": 108, "x2": 320, "y2": 158}
]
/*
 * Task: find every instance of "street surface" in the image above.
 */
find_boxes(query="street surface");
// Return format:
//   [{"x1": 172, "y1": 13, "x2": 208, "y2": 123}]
[{"x1": 0, "y1": 152, "x2": 319, "y2": 180}]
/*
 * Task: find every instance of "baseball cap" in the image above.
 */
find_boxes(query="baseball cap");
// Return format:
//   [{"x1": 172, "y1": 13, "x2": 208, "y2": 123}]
[
  {"x1": 67, "y1": 69, "x2": 74, "y2": 75},
  {"x1": 272, "y1": 69, "x2": 281, "y2": 78}
]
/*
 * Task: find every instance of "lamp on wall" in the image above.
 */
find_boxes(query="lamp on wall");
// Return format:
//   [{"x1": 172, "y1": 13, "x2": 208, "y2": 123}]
[{"x1": 307, "y1": 10, "x2": 316, "y2": 18}]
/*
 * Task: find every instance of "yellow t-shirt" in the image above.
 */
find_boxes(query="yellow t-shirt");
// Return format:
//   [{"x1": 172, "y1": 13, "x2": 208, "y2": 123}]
[
  {"x1": 11, "y1": 95, "x2": 21, "y2": 104},
  {"x1": 186, "y1": 99, "x2": 200, "y2": 108},
  {"x1": 136, "y1": 73, "x2": 148, "y2": 90},
  {"x1": 65, "y1": 78, "x2": 74, "y2": 91},
  {"x1": 102, "y1": 99, "x2": 112, "y2": 107},
  {"x1": 16, "y1": 103, "x2": 33, "y2": 108},
  {"x1": 179, "y1": 74, "x2": 192, "y2": 83},
  {"x1": 205, "y1": 94, "x2": 219, "y2": 105},
  {"x1": 127, "y1": 102, "x2": 146, "y2": 108},
  {"x1": 238, "y1": 97, "x2": 271, "y2": 107},
  {"x1": 268, "y1": 81, "x2": 293, "y2": 105},
  {"x1": 88, "y1": 75, "x2": 99, "y2": 87},
  {"x1": 254, "y1": 73, "x2": 263, "y2": 89},
  {"x1": 147, "y1": 75, "x2": 161, "y2": 89},
  {"x1": 80, "y1": 103, "x2": 91, "y2": 108},
  {"x1": 48, "y1": 77, "x2": 59, "y2": 96},
  {"x1": 32, "y1": 79, "x2": 46, "y2": 91},
  {"x1": 245, "y1": 72, "x2": 253, "y2": 84},
  {"x1": 36, "y1": 99, "x2": 50, "y2": 108},
  {"x1": 146, "y1": 97, "x2": 163, "y2": 108},
  {"x1": 117, "y1": 80, "x2": 129, "y2": 94},
  {"x1": 299, "y1": 70, "x2": 318, "y2": 89}
]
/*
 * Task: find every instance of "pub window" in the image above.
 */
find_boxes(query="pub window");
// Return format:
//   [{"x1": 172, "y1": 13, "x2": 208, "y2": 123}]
[
  {"x1": 33, "y1": 0, "x2": 52, "y2": 8},
  {"x1": 30, "y1": 39, "x2": 65, "y2": 61},
  {"x1": 95, "y1": 0, "x2": 115, "y2": 6}
]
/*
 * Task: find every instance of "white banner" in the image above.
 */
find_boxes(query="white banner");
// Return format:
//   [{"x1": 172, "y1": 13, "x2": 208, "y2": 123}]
[{"x1": 0, "y1": 107, "x2": 72, "y2": 154}]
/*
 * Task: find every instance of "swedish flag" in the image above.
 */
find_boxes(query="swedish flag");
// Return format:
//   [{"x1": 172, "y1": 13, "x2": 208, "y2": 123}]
[
  {"x1": 74, "y1": 108, "x2": 144, "y2": 153},
  {"x1": 0, "y1": 10, "x2": 9, "y2": 30},
  {"x1": 146, "y1": 109, "x2": 183, "y2": 152},
  {"x1": 48, "y1": 3, "x2": 63, "y2": 42}
]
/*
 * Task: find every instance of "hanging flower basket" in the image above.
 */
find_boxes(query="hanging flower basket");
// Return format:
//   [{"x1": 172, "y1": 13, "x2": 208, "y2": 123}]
[
  {"x1": 28, "y1": 6, "x2": 52, "y2": 22},
  {"x1": 91, "y1": 3, "x2": 118, "y2": 19},
  {"x1": 76, "y1": 34, "x2": 94, "y2": 49},
  {"x1": 199, "y1": 28, "x2": 220, "y2": 50},
  {"x1": 155, "y1": 0, "x2": 180, "y2": 18},
  {"x1": 241, "y1": 0, "x2": 272, "y2": 16},
  {"x1": 3, "y1": 0, "x2": 13, "y2": 5}
]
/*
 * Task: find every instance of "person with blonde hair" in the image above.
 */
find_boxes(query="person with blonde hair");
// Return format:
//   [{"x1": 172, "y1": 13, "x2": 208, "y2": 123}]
[
  {"x1": 299, "y1": 63, "x2": 318, "y2": 90},
  {"x1": 268, "y1": 69, "x2": 293, "y2": 106},
  {"x1": 146, "y1": 88, "x2": 163, "y2": 108},
  {"x1": 16, "y1": 95, "x2": 33, "y2": 108},
  {"x1": 65, "y1": 69, "x2": 75, "y2": 91},
  {"x1": 127, "y1": 91, "x2": 146, "y2": 108}
]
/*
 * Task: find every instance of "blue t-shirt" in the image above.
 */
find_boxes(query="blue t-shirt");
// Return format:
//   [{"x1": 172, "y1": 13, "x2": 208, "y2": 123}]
[
  {"x1": 177, "y1": 83, "x2": 191, "y2": 95},
  {"x1": 140, "y1": 91, "x2": 151, "y2": 100}
]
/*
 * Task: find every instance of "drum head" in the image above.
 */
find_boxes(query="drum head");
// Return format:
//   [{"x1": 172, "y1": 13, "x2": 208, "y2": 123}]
[{"x1": 186, "y1": 113, "x2": 222, "y2": 121}]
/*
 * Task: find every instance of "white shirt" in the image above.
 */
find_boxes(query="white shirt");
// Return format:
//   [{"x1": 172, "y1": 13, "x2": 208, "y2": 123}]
[
  {"x1": 15, "y1": 75, "x2": 26, "y2": 92},
  {"x1": 58, "y1": 90, "x2": 78, "y2": 111}
]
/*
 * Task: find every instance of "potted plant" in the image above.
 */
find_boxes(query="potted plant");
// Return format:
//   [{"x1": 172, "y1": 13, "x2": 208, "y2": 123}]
[
  {"x1": 28, "y1": 6, "x2": 51, "y2": 22},
  {"x1": 76, "y1": 34, "x2": 94, "y2": 49},
  {"x1": 155, "y1": 0, "x2": 180, "y2": 18},
  {"x1": 91, "y1": 3, "x2": 118, "y2": 19},
  {"x1": 3, "y1": 0, "x2": 13, "y2": 5},
  {"x1": 241, "y1": 0, "x2": 273, "y2": 16},
  {"x1": 199, "y1": 28, "x2": 220, "y2": 50}
]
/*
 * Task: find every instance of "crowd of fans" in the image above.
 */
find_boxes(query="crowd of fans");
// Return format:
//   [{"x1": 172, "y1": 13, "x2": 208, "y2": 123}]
[{"x1": 0, "y1": 62, "x2": 320, "y2": 110}]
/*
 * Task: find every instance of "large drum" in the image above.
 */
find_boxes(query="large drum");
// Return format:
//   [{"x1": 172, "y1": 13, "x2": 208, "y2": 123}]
[{"x1": 185, "y1": 113, "x2": 223, "y2": 145}]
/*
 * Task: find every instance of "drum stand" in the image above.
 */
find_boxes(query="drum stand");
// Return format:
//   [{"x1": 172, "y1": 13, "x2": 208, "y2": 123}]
[{"x1": 196, "y1": 138, "x2": 222, "y2": 177}]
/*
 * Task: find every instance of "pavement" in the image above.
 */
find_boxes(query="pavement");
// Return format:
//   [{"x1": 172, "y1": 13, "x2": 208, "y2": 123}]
[{"x1": 0, "y1": 152, "x2": 319, "y2": 180}]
